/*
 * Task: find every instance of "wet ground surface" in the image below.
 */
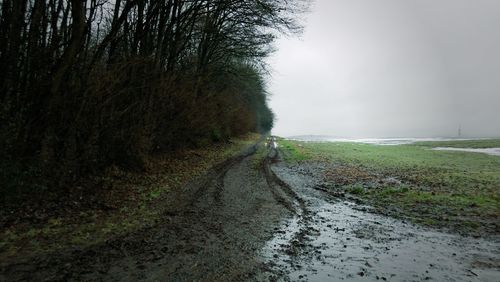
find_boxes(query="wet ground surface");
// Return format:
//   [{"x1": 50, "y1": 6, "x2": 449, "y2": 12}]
[
  {"x1": 2, "y1": 142, "x2": 276, "y2": 281},
  {"x1": 264, "y1": 159, "x2": 500, "y2": 281},
  {"x1": 2, "y1": 140, "x2": 499, "y2": 281}
]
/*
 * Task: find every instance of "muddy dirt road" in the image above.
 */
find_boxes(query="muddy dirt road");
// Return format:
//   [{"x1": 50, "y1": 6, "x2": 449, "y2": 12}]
[
  {"x1": 2, "y1": 140, "x2": 499, "y2": 281},
  {"x1": 266, "y1": 160, "x2": 500, "y2": 281}
]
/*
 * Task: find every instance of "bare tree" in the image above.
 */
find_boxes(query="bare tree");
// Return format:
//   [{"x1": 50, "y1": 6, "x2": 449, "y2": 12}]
[{"x1": 0, "y1": 0, "x2": 308, "y2": 194}]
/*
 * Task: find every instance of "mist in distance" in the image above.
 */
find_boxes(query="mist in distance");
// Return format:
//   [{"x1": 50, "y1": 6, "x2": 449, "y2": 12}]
[{"x1": 268, "y1": 0, "x2": 500, "y2": 138}]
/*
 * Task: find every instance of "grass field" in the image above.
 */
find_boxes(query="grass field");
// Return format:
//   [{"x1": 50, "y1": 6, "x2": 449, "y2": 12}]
[{"x1": 278, "y1": 138, "x2": 500, "y2": 235}]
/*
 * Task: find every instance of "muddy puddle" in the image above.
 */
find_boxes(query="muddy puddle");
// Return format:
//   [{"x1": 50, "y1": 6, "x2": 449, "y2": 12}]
[{"x1": 262, "y1": 164, "x2": 500, "y2": 281}]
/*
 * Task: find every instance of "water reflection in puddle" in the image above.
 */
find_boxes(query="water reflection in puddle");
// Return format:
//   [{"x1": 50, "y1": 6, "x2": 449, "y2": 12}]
[{"x1": 262, "y1": 168, "x2": 500, "y2": 281}]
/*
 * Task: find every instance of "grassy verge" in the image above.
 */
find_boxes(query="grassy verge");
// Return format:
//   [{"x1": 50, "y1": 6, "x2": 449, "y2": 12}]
[
  {"x1": 278, "y1": 138, "x2": 500, "y2": 235},
  {"x1": 275, "y1": 137, "x2": 310, "y2": 162},
  {"x1": 0, "y1": 134, "x2": 260, "y2": 263}
]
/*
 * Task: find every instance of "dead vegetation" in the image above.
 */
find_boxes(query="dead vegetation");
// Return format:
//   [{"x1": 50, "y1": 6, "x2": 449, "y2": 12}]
[{"x1": 0, "y1": 134, "x2": 259, "y2": 264}]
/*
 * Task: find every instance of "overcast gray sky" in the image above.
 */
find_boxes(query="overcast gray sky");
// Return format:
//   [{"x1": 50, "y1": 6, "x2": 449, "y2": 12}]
[{"x1": 268, "y1": 0, "x2": 500, "y2": 138}]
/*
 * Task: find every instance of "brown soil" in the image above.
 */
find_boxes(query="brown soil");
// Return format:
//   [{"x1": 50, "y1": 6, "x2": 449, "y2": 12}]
[{"x1": 2, "y1": 139, "x2": 499, "y2": 281}]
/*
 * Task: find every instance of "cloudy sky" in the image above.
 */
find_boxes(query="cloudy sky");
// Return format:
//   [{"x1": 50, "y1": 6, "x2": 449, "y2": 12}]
[{"x1": 268, "y1": 0, "x2": 500, "y2": 138}]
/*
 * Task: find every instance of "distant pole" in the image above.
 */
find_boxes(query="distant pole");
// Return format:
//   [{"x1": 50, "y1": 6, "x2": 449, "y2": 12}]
[{"x1": 458, "y1": 123, "x2": 462, "y2": 138}]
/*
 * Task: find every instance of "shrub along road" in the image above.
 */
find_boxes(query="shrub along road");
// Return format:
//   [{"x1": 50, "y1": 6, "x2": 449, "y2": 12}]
[{"x1": 2, "y1": 138, "x2": 499, "y2": 281}]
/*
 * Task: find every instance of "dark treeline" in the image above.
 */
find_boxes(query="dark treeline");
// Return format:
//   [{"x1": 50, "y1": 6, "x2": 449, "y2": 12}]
[{"x1": 0, "y1": 0, "x2": 306, "y2": 196}]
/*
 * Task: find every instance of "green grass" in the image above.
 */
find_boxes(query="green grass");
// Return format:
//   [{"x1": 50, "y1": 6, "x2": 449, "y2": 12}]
[
  {"x1": 289, "y1": 140, "x2": 500, "y2": 194},
  {"x1": 278, "y1": 138, "x2": 500, "y2": 234},
  {"x1": 277, "y1": 138, "x2": 310, "y2": 162}
]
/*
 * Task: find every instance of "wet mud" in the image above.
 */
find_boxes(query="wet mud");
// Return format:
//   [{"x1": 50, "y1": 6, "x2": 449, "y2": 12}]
[
  {"x1": 264, "y1": 147, "x2": 500, "y2": 281},
  {"x1": 2, "y1": 142, "x2": 285, "y2": 281},
  {"x1": 2, "y1": 139, "x2": 499, "y2": 281}
]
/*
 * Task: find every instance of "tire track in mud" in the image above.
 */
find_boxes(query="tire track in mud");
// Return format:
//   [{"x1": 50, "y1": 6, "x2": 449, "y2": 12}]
[
  {"x1": 5, "y1": 138, "x2": 343, "y2": 281},
  {"x1": 261, "y1": 139, "x2": 322, "y2": 275},
  {"x1": 262, "y1": 143, "x2": 306, "y2": 215},
  {"x1": 2, "y1": 141, "x2": 275, "y2": 282},
  {"x1": 189, "y1": 143, "x2": 258, "y2": 208},
  {"x1": 200, "y1": 143, "x2": 266, "y2": 240}
]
